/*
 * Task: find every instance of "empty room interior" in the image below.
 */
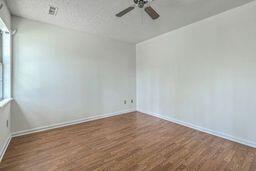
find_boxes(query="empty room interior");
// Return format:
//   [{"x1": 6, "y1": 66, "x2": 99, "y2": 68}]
[{"x1": 0, "y1": 0, "x2": 256, "y2": 170}]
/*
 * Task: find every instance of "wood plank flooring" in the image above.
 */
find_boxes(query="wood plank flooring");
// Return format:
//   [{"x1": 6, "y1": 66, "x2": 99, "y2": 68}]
[{"x1": 0, "y1": 112, "x2": 256, "y2": 171}]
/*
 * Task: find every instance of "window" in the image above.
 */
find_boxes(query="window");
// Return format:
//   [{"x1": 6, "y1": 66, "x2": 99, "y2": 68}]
[
  {"x1": 0, "y1": 2, "x2": 12, "y2": 105},
  {"x1": 0, "y1": 30, "x2": 12, "y2": 102},
  {"x1": 0, "y1": 32, "x2": 2, "y2": 100}
]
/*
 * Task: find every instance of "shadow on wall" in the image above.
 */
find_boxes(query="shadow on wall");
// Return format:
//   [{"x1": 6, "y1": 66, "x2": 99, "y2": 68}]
[
  {"x1": 10, "y1": 91, "x2": 113, "y2": 133},
  {"x1": 10, "y1": 100, "x2": 30, "y2": 133}
]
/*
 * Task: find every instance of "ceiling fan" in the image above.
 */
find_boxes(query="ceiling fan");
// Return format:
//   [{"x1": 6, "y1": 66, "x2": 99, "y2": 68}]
[{"x1": 116, "y1": 0, "x2": 160, "y2": 20}]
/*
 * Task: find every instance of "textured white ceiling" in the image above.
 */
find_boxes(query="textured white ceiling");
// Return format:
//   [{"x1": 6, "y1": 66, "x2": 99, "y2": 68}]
[{"x1": 6, "y1": 0, "x2": 255, "y2": 43}]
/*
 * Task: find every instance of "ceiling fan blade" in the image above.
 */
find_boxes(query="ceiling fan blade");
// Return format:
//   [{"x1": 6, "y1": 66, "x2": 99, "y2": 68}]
[
  {"x1": 145, "y1": 6, "x2": 160, "y2": 20},
  {"x1": 116, "y1": 6, "x2": 135, "y2": 17}
]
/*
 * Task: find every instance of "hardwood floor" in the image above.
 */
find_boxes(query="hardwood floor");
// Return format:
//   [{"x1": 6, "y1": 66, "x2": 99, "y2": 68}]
[{"x1": 0, "y1": 112, "x2": 256, "y2": 171}]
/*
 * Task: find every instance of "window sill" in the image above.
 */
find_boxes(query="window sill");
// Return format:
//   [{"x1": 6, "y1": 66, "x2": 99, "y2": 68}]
[{"x1": 0, "y1": 98, "x2": 13, "y2": 108}]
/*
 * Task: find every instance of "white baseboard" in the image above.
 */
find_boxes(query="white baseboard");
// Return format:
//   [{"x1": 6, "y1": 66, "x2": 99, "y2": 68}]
[
  {"x1": 140, "y1": 111, "x2": 256, "y2": 148},
  {"x1": 12, "y1": 109, "x2": 136, "y2": 138},
  {"x1": 0, "y1": 135, "x2": 12, "y2": 162}
]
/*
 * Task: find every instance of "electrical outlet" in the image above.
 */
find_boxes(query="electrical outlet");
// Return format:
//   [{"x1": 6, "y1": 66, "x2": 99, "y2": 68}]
[
  {"x1": 131, "y1": 99, "x2": 134, "y2": 103},
  {"x1": 124, "y1": 100, "x2": 127, "y2": 104},
  {"x1": 6, "y1": 120, "x2": 9, "y2": 128}
]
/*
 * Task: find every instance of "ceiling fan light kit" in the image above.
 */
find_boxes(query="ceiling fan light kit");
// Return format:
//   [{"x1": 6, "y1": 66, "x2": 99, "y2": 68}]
[{"x1": 116, "y1": 0, "x2": 160, "y2": 20}]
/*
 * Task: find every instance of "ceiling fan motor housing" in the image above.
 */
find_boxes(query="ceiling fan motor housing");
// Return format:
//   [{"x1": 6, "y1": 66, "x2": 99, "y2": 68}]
[{"x1": 134, "y1": 0, "x2": 147, "y2": 8}]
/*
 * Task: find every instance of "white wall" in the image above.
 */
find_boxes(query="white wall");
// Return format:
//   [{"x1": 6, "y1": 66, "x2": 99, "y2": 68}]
[
  {"x1": 136, "y1": 1, "x2": 256, "y2": 146},
  {"x1": 0, "y1": 0, "x2": 11, "y2": 161},
  {"x1": 0, "y1": 32, "x2": 12, "y2": 161},
  {"x1": 0, "y1": 103, "x2": 11, "y2": 161},
  {"x1": 11, "y1": 17, "x2": 136, "y2": 133}
]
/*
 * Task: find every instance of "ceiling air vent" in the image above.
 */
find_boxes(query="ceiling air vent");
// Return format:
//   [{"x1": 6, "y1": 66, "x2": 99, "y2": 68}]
[{"x1": 49, "y1": 6, "x2": 58, "y2": 16}]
